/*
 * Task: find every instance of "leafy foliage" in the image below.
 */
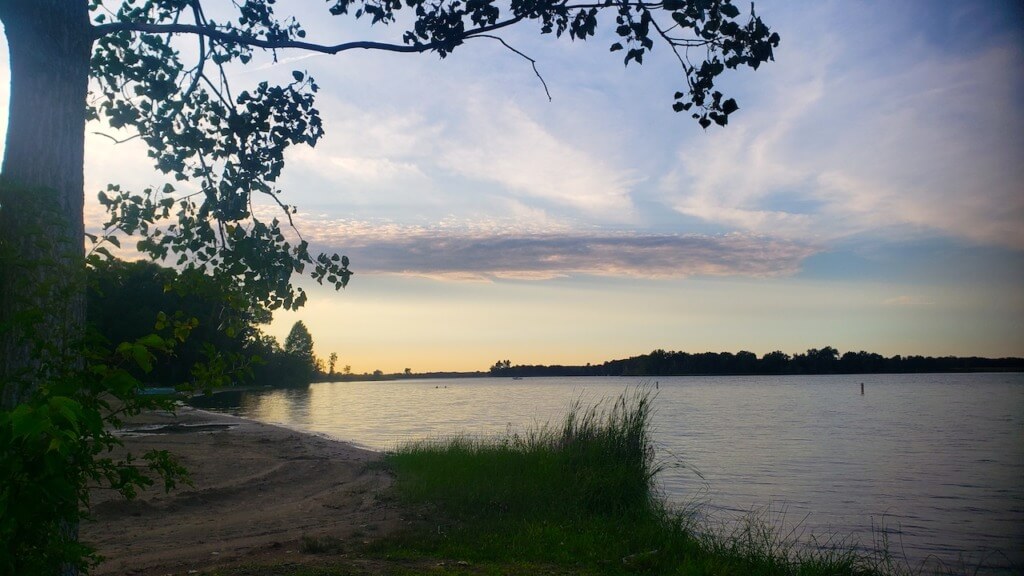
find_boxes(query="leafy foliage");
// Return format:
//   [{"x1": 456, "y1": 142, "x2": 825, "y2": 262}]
[
  {"x1": 88, "y1": 259, "x2": 264, "y2": 387},
  {"x1": 2, "y1": 185, "x2": 251, "y2": 574},
  {"x1": 89, "y1": 0, "x2": 354, "y2": 313},
  {"x1": 0, "y1": 250, "x2": 308, "y2": 572},
  {"x1": 88, "y1": 259, "x2": 322, "y2": 389},
  {"x1": 0, "y1": 338, "x2": 191, "y2": 575},
  {"x1": 85, "y1": 0, "x2": 776, "y2": 307},
  {"x1": 0, "y1": 217, "x2": 194, "y2": 574}
]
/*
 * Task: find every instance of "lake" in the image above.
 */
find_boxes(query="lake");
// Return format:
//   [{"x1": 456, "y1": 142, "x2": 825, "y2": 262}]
[{"x1": 191, "y1": 373, "x2": 1024, "y2": 573}]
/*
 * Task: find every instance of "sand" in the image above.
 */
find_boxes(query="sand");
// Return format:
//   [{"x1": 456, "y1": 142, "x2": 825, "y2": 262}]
[{"x1": 81, "y1": 407, "x2": 405, "y2": 575}]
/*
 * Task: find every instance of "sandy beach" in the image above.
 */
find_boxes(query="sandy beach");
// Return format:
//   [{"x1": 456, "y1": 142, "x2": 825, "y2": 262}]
[{"x1": 81, "y1": 407, "x2": 405, "y2": 575}]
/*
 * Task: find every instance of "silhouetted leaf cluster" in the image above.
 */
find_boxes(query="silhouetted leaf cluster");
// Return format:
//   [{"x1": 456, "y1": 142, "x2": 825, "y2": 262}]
[{"x1": 87, "y1": 259, "x2": 317, "y2": 388}]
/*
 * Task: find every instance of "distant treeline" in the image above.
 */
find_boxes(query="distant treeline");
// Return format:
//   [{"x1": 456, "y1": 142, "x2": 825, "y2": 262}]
[{"x1": 489, "y1": 347, "x2": 1024, "y2": 377}]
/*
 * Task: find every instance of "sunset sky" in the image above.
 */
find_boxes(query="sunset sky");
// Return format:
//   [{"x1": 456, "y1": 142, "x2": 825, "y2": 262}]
[{"x1": 3, "y1": 1, "x2": 1022, "y2": 373}]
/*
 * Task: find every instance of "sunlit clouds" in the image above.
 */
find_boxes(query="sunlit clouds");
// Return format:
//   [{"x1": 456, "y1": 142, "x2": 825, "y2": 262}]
[{"x1": 296, "y1": 217, "x2": 819, "y2": 279}]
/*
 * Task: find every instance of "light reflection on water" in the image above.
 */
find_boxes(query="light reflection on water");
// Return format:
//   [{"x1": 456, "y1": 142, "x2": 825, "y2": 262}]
[{"x1": 192, "y1": 373, "x2": 1024, "y2": 573}]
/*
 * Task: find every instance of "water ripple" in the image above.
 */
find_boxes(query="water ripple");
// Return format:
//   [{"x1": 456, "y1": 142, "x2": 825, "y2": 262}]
[{"x1": 192, "y1": 373, "x2": 1024, "y2": 574}]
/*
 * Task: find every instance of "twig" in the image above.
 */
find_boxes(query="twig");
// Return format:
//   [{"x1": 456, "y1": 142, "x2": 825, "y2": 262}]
[
  {"x1": 92, "y1": 131, "x2": 142, "y2": 145},
  {"x1": 476, "y1": 34, "x2": 552, "y2": 102}
]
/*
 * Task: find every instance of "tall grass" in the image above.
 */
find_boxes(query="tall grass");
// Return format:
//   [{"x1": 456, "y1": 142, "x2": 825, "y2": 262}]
[
  {"x1": 382, "y1": 387, "x2": 926, "y2": 575},
  {"x1": 385, "y1": 387, "x2": 674, "y2": 565},
  {"x1": 389, "y1": 388, "x2": 659, "y2": 516}
]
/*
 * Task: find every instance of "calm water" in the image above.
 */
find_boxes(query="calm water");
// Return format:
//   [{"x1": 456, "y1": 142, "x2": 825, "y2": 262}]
[{"x1": 192, "y1": 373, "x2": 1024, "y2": 573}]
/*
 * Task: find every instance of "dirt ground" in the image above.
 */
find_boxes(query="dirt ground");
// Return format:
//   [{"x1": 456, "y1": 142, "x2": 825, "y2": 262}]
[{"x1": 81, "y1": 407, "x2": 407, "y2": 575}]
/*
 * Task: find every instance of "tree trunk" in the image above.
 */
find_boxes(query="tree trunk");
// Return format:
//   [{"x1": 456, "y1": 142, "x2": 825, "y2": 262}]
[{"x1": 0, "y1": 1, "x2": 92, "y2": 409}]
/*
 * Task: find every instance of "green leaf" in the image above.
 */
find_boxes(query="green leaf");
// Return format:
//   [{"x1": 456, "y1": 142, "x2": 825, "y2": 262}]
[
  {"x1": 137, "y1": 333, "x2": 166, "y2": 350},
  {"x1": 48, "y1": 437, "x2": 64, "y2": 453},
  {"x1": 48, "y1": 397, "x2": 82, "y2": 431},
  {"x1": 9, "y1": 405, "x2": 45, "y2": 438},
  {"x1": 292, "y1": 70, "x2": 305, "y2": 82},
  {"x1": 131, "y1": 344, "x2": 154, "y2": 373},
  {"x1": 105, "y1": 370, "x2": 140, "y2": 396}
]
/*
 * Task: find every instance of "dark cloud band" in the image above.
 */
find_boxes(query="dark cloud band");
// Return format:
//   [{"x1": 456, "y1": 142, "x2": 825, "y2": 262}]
[{"x1": 312, "y1": 227, "x2": 819, "y2": 279}]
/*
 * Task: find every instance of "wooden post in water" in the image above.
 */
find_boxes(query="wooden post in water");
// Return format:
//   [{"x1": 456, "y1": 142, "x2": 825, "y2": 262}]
[{"x1": 860, "y1": 382, "x2": 864, "y2": 395}]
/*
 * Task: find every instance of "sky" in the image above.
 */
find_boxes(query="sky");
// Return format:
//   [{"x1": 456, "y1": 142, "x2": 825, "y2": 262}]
[{"x1": 2, "y1": 1, "x2": 1023, "y2": 373}]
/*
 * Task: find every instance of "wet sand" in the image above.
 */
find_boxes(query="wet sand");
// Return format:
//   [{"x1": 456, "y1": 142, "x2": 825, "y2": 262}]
[{"x1": 82, "y1": 407, "x2": 405, "y2": 575}]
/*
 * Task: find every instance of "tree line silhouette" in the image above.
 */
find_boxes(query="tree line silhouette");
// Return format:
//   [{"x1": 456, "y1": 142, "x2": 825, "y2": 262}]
[{"x1": 490, "y1": 347, "x2": 1024, "y2": 377}]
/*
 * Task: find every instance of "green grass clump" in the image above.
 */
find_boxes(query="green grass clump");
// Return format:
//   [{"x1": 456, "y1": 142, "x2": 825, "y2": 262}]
[
  {"x1": 384, "y1": 388, "x2": 677, "y2": 567},
  {"x1": 391, "y1": 388, "x2": 659, "y2": 521},
  {"x1": 382, "y1": 387, "x2": 909, "y2": 575}
]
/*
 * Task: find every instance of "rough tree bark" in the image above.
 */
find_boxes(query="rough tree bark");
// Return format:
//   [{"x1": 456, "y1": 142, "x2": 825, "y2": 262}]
[{"x1": 0, "y1": 1, "x2": 92, "y2": 410}]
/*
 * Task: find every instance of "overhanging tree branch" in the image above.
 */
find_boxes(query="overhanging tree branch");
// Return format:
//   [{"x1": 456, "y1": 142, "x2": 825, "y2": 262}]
[
  {"x1": 93, "y1": 20, "x2": 430, "y2": 53},
  {"x1": 91, "y1": 16, "x2": 527, "y2": 54}
]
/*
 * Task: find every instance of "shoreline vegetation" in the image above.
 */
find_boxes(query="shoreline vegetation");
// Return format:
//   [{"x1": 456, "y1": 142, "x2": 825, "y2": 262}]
[{"x1": 89, "y1": 392, "x2": 1001, "y2": 575}]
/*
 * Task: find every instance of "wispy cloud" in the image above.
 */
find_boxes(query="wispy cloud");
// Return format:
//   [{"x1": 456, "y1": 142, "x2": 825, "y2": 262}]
[
  {"x1": 298, "y1": 218, "x2": 819, "y2": 279},
  {"x1": 659, "y1": 4, "x2": 1024, "y2": 250},
  {"x1": 285, "y1": 99, "x2": 441, "y2": 192},
  {"x1": 436, "y1": 96, "x2": 639, "y2": 220},
  {"x1": 277, "y1": 88, "x2": 643, "y2": 224}
]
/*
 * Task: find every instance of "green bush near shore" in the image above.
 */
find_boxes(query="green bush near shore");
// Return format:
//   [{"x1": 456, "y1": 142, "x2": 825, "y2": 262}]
[{"x1": 380, "y1": 388, "x2": 917, "y2": 576}]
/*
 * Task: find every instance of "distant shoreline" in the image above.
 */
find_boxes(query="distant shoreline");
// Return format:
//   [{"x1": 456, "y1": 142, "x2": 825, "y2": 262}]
[
  {"x1": 485, "y1": 348, "x2": 1024, "y2": 379},
  {"x1": 306, "y1": 348, "x2": 1024, "y2": 382},
  {"x1": 312, "y1": 365, "x2": 1024, "y2": 383}
]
